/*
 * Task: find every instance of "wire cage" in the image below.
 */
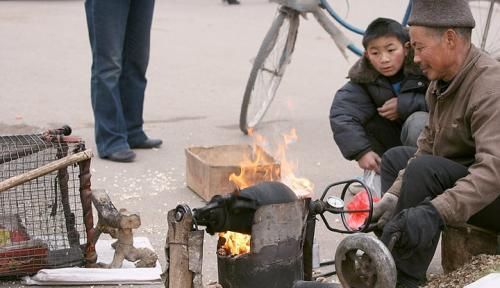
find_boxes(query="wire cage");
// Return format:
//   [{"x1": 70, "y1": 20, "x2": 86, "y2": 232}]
[{"x1": 0, "y1": 126, "x2": 94, "y2": 277}]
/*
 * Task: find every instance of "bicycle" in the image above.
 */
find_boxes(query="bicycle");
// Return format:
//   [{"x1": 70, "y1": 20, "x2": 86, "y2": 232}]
[{"x1": 239, "y1": 0, "x2": 500, "y2": 134}]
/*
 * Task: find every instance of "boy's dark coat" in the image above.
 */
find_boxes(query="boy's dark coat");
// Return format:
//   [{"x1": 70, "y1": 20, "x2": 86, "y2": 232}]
[{"x1": 330, "y1": 53, "x2": 429, "y2": 160}]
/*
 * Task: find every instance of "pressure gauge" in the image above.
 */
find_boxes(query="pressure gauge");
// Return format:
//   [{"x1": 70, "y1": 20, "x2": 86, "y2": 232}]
[{"x1": 327, "y1": 196, "x2": 344, "y2": 209}]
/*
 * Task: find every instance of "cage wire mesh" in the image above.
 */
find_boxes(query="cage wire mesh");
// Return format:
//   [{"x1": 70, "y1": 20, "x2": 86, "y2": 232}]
[{"x1": 0, "y1": 132, "x2": 88, "y2": 276}]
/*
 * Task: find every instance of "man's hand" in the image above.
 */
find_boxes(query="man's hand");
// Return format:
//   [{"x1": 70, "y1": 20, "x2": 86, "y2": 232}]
[
  {"x1": 380, "y1": 200, "x2": 444, "y2": 258},
  {"x1": 378, "y1": 98, "x2": 399, "y2": 121},
  {"x1": 358, "y1": 151, "x2": 381, "y2": 173},
  {"x1": 371, "y1": 193, "x2": 398, "y2": 229}
]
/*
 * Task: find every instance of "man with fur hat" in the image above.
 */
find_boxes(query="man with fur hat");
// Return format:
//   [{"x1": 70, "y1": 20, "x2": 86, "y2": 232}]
[{"x1": 371, "y1": 0, "x2": 500, "y2": 287}]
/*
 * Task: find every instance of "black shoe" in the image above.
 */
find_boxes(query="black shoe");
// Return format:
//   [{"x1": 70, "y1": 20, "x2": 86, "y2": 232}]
[
  {"x1": 105, "y1": 149, "x2": 136, "y2": 163},
  {"x1": 130, "y1": 138, "x2": 163, "y2": 149},
  {"x1": 224, "y1": 0, "x2": 240, "y2": 4}
]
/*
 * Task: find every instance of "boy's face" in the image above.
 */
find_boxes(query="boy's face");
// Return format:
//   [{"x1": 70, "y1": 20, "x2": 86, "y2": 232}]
[{"x1": 365, "y1": 36, "x2": 408, "y2": 77}]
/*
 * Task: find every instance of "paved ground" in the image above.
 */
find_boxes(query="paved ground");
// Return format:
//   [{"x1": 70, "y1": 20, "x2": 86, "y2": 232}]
[{"x1": 0, "y1": 0, "x2": 441, "y2": 287}]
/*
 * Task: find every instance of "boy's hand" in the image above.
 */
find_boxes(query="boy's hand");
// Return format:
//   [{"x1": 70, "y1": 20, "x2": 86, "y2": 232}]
[
  {"x1": 378, "y1": 98, "x2": 399, "y2": 121},
  {"x1": 357, "y1": 151, "x2": 381, "y2": 173}
]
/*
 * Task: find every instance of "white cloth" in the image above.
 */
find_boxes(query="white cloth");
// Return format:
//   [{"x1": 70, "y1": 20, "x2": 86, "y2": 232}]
[
  {"x1": 465, "y1": 273, "x2": 500, "y2": 288},
  {"x1": 22, "y1": 237, "x2": 162, "y2": 286}
]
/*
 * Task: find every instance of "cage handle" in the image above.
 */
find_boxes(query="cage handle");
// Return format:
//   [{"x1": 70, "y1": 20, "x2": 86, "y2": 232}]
[{"x1": 0, "y1": 149, "x2": 94, "y2": 193}]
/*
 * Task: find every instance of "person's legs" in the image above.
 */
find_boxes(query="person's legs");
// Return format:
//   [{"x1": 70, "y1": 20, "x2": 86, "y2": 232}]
[
  {"x1": 382, "y1": 148, "x2": 500, "y2": 284},
  {"x1": 365, "y1": 115, "x2": 403, "y2": 156},
  {"x1": 120, "y1": 0, "x2": 155, "y2": 147},
  {"x1": 395, "y1": 155, "x2": 469, "y2": 212},
  {"x1": 85, "y1": 0, "x2": 131, "y2": 158},
  {"x1": 384, "y1": 154, "x2": 468, "y2": 286},
  {"x1": 400, "y1": 111, "x2": 428, "y2": 147},
  {"x1": 380, "y1": 146, "x2": 416, "y2": 193}
]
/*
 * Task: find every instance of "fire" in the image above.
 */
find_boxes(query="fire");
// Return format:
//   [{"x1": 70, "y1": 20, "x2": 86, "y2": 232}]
[
  {"x1": 219, "y1": 231, "x2": 250, "y2": 256},
  {"x1": 229, "y1": 128, "x2": 314, "y2": 198},
  {"x1": 228, "y1": 133, "x2": 279, "y2": 190},
  {"x1": 224, "y1": 128, "x2": 313, "y2": 256},
  {"x1": 276, "y1": 129, "x2": 314, "y2": 198}
]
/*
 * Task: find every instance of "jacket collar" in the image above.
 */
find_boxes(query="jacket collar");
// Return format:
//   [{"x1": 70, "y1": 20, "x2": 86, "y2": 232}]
[
  {"x1": 433, "y1": 45, "x2": 482, "y2": 99},
  {"x1": 347, "y1": 51, "x2": 423, "y2": 84}
]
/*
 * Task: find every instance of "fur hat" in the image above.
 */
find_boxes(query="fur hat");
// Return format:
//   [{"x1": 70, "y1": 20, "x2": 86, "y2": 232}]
[{"x1": 408, "y1": 0, "x2": 475, "y2": 28}]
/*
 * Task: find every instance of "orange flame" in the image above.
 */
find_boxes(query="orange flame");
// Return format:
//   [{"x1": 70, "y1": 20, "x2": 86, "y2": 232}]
[
  {"x1": 229, "y1": 128, "x2": 314, "y2": 197},
  {"x1": 219, "y1": 231, "x2": 251, "y2": 255},
  {"x1": 277, "y1": 129, "x2": 314, "y2": 198},
  {"x1": 228, "y1": 134, "x2": 279, "y2": 190},
  {"x1": 223, "y1": 129, "x2": 314, "y2": 256},
  {"x1": 247, "y1": 127, "x2": 254, "y2": 136}
]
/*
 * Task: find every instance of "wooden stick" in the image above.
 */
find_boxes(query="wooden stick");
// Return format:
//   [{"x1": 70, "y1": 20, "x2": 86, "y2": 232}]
[
  {"x1": 0, "y1": 150, "x2": 93, "y2": 193},
  {"x1": 167, "y1": 208, "x2": 193, "y2": 288},
  {"x1": 78, "y1": 158, "x2": 97, "y2": 265}
]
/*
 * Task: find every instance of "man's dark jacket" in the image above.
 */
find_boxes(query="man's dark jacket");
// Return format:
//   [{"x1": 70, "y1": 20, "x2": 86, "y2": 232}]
[{"x1": 329, "y1": 53, "x2": 429, "y2": 161}]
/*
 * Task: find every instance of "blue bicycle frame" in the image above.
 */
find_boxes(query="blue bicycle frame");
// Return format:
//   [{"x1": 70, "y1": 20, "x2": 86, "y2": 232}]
[{"x1": 320, "y1": 0, "x2": 413, "y2": 56}]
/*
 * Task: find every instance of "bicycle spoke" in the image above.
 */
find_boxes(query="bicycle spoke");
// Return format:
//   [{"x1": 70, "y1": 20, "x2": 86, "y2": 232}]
[
  {"x1": 469, "y1": 0, "x2": 500, "y2": 60},
  {"x1": 260, "y1": 67, "x2": 281, "y2": 75},
  {"x1": 245, "y1": 14, "x2": 294, "y2": 128}
]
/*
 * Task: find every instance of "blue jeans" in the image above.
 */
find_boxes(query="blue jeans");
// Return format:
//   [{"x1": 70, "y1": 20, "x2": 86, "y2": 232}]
[{"x1": 85, "y1": 0, "x2": 155, "y2": 157}]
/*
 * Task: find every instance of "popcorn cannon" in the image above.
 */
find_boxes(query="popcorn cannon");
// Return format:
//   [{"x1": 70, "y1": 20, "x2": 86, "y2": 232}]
[{"x1": 163, "y1": 180, "x2": 398, "y2": 288}]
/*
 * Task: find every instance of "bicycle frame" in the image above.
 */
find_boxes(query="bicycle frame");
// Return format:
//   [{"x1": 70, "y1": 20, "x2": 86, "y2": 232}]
[
  {"x1": 321, "y1": 0, "x2": 413, "y2": 34},
  {"x1": 272, "y1": 0, "x2": 413, "y2": 56},
  {"x1": 271, "y1": 0, "x2": 322, "y2": 12},
  {"x1": 239, "y1": 0, "x2": 434, "y2": 135}
]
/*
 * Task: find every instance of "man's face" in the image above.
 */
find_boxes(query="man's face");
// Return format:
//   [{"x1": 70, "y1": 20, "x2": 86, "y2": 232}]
[
  {"x1": 365, "y1": 36, "x2": 408, "y2": 77},
  {"x1": 409, "y1": 26, "x2": 454, "y2": 81}
]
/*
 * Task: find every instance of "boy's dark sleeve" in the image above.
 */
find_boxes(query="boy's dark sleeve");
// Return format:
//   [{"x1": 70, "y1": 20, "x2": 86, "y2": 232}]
[
  {"x1": 329, "y1": 81, "x2": 377, "y2": 161},
  {"x1": 397, "y1": 76, "x2": 428, "y2": 120}
]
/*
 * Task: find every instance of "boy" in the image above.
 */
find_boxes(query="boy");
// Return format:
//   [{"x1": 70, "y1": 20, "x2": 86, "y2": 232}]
[{"x1": 329, "y1": 18, "x2": 428, "y2": 173}]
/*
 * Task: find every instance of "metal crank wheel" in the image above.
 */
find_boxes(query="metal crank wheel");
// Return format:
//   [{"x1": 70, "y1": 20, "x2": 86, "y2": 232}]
[{"x1": 335, "y1": 233, "x2": 397, "y2": 288}]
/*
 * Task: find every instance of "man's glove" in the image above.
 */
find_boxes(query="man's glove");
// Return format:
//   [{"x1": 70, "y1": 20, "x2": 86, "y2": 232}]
[
  {"x1": 381, "y1": 199, "x2": 444, "y2": 259},
  {"x1": 380, "y1": 200, "x2": 444, "y2": 286},
  {"x1": 371, "y1": 193, "x2": 398, "y2": 229}
]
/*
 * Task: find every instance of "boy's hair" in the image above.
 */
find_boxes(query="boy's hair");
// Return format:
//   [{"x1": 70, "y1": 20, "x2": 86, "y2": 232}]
[{"x1": 362, "y1": 18, "x2": 409, "y2": 49}]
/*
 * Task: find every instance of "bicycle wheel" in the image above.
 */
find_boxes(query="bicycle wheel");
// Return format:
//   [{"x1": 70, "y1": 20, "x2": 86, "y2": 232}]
[
  {"x1": 239, "y1": 8, "x2": 300, "y2": 134},
  {"x1": 468, "y1": 0, "x2": 500, "y2": 60}
]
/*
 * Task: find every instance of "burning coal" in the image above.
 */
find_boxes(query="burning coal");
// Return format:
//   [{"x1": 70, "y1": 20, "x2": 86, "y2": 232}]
[{"x1": 218, "y1": 231, "x2": 250, "y2": 256}]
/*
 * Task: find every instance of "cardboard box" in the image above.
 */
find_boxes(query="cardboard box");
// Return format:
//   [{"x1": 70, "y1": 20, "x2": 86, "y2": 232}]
[{"x1": 185, "y1": 145, "x2": 280, "y2": 201}]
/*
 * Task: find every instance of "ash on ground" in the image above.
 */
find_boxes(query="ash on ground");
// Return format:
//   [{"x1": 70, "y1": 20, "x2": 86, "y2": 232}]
[{"x1": 424, "y1": 254, "x2": 500, "y2": 288}]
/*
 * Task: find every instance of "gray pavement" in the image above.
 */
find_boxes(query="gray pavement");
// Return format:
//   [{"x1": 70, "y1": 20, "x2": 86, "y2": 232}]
[{"x1": 0, "y1": 0, "x2": 441, "y2": 287}]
